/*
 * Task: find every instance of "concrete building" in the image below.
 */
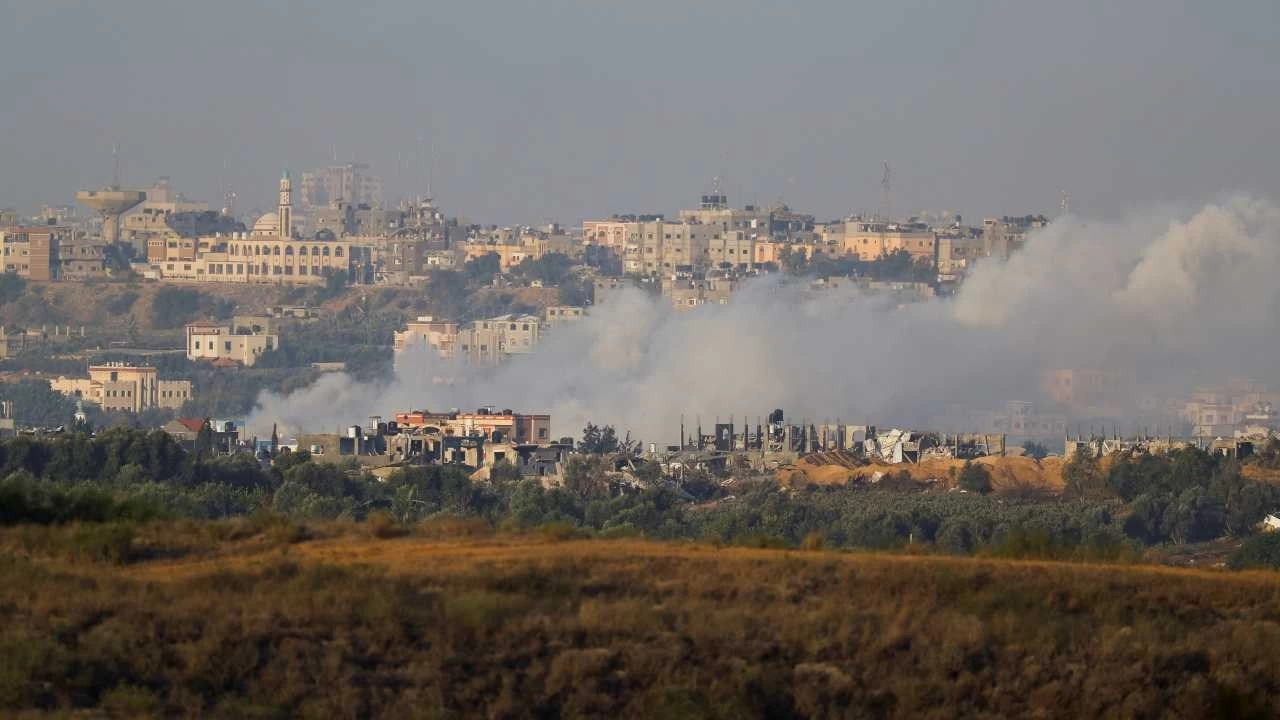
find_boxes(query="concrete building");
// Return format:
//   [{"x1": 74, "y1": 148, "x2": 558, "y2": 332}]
[
  {"x1": 395, "y1": 407, "x2": 553, "y2": 445},
  {"x1": 394, "y1": 317, "x2": 460, "y2": 359},
  {"x1": 299, "y1": 163, "x2": 383, "y2": 209},
  {"x1": 1040, "y1": 368, "x2": 1127, "y2": 417},
  {"x1": 542, "y1": 305, "x2": 587, "y2": 329},
  {"x1": 935, "y1": 228, "x2": 985, "y2": 280},
  {"x1": 841, "y1": 221, "x2": 936, "y2": 262},
  {"x1": 662, "y1": 275, "x2": 737, "y2": 311},
  {"x1": 185, "y1": 320, "x2": 278, "y2": 367},
  {"x1": 460, "y1": 314, "x2": 541, "y2": 364},
  {"x1": 983, "y1": 215, "x2": 1048, "y2": 260},
  {"x1": 56, "y1": 238, "x2": 108, "y2": 280},
  {"x1": 0, "y1": 226, "x2": 65, "y2": 280},
  {"x1": 51, "y1": 363, "x2": 192, "y2": 413}
]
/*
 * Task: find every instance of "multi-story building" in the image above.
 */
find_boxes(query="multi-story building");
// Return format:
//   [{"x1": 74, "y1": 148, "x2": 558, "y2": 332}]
[
  {"x1": 1040, "y1": 368, "x2": 1127, "y2": 417},
  {"x1": 982, "y1": 215, "x2": 1048, "y2": 260},
  {"x1": 148, "y1": 173, "x2": 363, "y2": 285},
  {"x1": 541, "y1": 305, "x2": 587, "y2": 329},
  {"x1": 662, "y1": 275, "x2": 738, "y2": 311},
  {"x1": 394, "y1": 317, "x2": 460, "y2": 360},
  {"x1": 935, "y1": 228, "x2": 984, "y2": 280},
  {"x1": 394, "y1": 407, "x2": 553, "y2": 445},
  {"x1": 299, "y1": 163, "x2": 383, "y2": 209},
  {"x1": 459, "y1": 314, "x2": 541, "y2": 364},
  {"x1": 57, "y1": 238, "x2": 108, "y2": 280},
  {"x1": 185, "y1": 320, "x2": 279, "y2": 367},
  {"x1": 0, "y1": 226, "x2": 65, "y2": 280},
  {"x1": 51, "y1": 363, "x2": 192, "y2": 413},
  {"x1": 841, "y1": 221, "x2": 936, "y2": 262}
]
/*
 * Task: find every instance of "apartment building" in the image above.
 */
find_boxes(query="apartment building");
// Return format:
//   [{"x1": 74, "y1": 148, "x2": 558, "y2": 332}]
[
  {"x1": 57, "y1": 238, "x2": 108, "y2": 280},
  {"x1": 185, "y1": 320, "x2": 278, "y2": 367},
  {"x1": 394, "y1": 317, "x2": 460, "y2": 359},
  {"x1": 459, "y1": 314, "x2": 541, "y2": 364},
  {"x1": 51, "y1": 363, "x2": 192, "y2": 413},
  {"x1": 0, "y1": 226, "x2": 65, "y2": 280},
  {"x1": 841, "y1": 221, "x2": 936, "y2": 262},
  {"x1": 542, "y1": 305, "x2": 587, "y2": 329},
  {"x1": 983, "y1": 215, "x2": 1048, "y2": 260}
]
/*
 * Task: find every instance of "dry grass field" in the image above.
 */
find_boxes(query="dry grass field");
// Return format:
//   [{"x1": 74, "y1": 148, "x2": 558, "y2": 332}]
[{"x1": 2, "y1": 520, "x2": 1279, "y2": 718}]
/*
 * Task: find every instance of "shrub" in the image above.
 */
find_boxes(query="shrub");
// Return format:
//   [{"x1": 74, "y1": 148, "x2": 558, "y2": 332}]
[
  {"x1": 958, "y1": 461, "x2": 992, "y2": 494},
  {"x1": 801, "y1": 529, "x2": 826, "y2": 551},
  {"x1": 1229, "y1": 532, "x2": 1280, "y2": 570},
  {"x1": 366, "y1": 511, "x2": 408, "y2": 539},
  {"x1": 538, "y1": 520, "x2": 589, "y2": 541}
]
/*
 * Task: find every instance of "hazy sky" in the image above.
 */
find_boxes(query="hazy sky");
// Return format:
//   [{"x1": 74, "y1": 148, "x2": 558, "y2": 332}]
[{"x1": 2, "y1": 0, "x2": 1277, "y2": 224}]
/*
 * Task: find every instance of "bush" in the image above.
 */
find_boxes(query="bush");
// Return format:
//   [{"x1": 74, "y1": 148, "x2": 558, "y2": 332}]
[
  {"x1": 958, "y1": 461, "x2": 992, "y2": 494},
  {"x1": 150, "y1": 287, "x2": 205, "y2": 329},
  {"x1": 366, "y1": 511, "x2": 408, "y2": 539},
  {"x1": 1229, "y1": 532, "x2": 1280, "y2": 570}
]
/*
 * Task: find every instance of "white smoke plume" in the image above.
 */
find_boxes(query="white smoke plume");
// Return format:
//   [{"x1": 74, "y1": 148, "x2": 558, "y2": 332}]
[{"x1": 249, "y1": 196, "x2": 1280, "y2": 443}]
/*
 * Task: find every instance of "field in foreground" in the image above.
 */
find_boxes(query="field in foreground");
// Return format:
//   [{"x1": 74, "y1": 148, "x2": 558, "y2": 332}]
[{"x1": 3, "y1": 524, "x2": 1280, "y2": 718}]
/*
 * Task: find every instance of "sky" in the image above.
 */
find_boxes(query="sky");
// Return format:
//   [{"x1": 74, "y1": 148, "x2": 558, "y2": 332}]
[{"x1": 2, "y1": 0, "x2": 1277, "y2": 225}]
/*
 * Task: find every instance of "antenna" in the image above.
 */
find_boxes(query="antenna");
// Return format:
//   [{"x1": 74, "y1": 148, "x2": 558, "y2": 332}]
[
  {"x1": 111, "y1": 144, "x2": 120, "y2": 189},
  {"x1": 1060, "y1": 190, "x2": 1070, "y2": 215},
  {"x1": 881, "y1": 161, "x2": 892, "y2": 221}
]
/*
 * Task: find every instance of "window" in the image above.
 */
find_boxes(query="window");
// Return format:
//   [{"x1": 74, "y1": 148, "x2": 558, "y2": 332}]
[{"x1": 224, "y1": 341, "x2": 231, "y2": 351}]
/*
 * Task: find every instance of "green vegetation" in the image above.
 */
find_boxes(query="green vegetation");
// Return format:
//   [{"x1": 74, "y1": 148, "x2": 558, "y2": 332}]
[
  {"x1": 149, "y1": 287, "x2": 234, "y2": 329},
  {"x1": 0, "y1": 379, "x2": 86, "y2": 428},
  {"x1": 1229, "y1": 531, "x2": 1280, "y2": 569},
  {"x1": 0, "y1": 273, "x2": 26, "y2": 304},
  {"x1": 957, "y1": 460, "x2": 992, "y2": 494},
  {"x1": 0, "y1": 428, "x2": 1277, "y2": 563}
]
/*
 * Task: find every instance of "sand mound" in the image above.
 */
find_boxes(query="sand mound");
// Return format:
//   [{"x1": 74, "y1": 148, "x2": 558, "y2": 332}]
[{"x1": 777, "y1": 451, "x2": 1066, "y2": 494}]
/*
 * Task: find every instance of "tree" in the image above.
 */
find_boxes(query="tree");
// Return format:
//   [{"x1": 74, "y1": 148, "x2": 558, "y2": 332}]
[
  {"x1": 192, "y1": 419, "x2": 214, "y2": 462},
  {"x1": 514, "y1": 253, "x2": 574, "y2": 286},
  {"x1": 580, "y1": 423, "x2": 620, "y2": 454},
  {"x1": 563, "y1": 455, "x2": 611, "y2": 503},
  {"x1": 957, "y1": 461, "x2": 992, "y2": 494},
  {"x1": 583, "y1": 245, "x2": 623, "y2": 276},
  {"x1": 149, "y1": 287, "x2": 204, "y2": 329},
  {"x1": 1229, "y1": 532, "x2": 1280, "y2": 570},
  {"x1": 1022, "y1": 441, "x2": 1049, "y2": 460},
  {"x1": 1063, "y1": 449, "x2": 1109, "y2": 499},
  {"x1": 779, "y1": 245, "x2": 808, "y2": 275},
  {"x1": 0, "y1": 274, "x2": 26, "y2": 304},
  {"x1": 463, "y1": 252, "x2": 501, "y2": 284}
]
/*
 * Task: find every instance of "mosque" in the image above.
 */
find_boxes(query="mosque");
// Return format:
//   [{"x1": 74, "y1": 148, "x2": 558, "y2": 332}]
[{"x1": 168, "y1": 172, "x2": 360, "y2": 285}]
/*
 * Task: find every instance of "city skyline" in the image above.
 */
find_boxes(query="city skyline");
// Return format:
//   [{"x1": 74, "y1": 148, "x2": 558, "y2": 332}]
[{"x1": 3, "y1": 0, "x2": 1278, "y2": 225}]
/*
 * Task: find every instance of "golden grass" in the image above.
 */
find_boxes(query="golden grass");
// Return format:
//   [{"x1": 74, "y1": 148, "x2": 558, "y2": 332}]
[{"x1": 4, "y1": 524, "x2": 1280, "y2": 718}]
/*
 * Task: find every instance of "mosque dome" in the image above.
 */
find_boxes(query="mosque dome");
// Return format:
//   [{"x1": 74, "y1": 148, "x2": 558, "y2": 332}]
[{"x1": 252, "y1": 212, "x2": 279, "y2": 236}]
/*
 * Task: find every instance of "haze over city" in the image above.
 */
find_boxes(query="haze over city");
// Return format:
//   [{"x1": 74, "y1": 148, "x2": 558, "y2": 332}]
[
  {"x1": 5, "y1": 3, "x2": 1280, "y2": 716},
  {"x1": 4, "y1": 0, "x2": 1279, "y2": 223}
]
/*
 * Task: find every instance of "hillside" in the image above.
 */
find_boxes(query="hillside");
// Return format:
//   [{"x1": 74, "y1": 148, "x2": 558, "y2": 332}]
[
  {"x1": 0, "y1": 280, "x2": 564, "y2": 340},
  {"x1": 3, "y1": 524, "x2": 1278, "y2": 717}
]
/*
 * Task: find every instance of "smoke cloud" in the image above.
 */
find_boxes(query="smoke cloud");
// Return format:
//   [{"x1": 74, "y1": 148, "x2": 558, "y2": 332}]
[{"x1": 249, "y1": 196, "x2": 1280, "y2": 444}]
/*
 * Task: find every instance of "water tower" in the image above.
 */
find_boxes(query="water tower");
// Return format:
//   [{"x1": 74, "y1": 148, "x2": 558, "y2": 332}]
[{"x1": 76, "y1": 188, "x2": 146, "y2": 245}]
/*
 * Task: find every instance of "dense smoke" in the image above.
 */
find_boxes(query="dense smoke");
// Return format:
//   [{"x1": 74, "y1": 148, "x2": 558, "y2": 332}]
[{"x1": 249, "y1": 196, "x2": 1280, "y2": 443}]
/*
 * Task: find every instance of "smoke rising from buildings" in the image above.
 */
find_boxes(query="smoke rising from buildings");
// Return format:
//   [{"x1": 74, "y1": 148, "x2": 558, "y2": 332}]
[{"x1": 249, "y1": 196, "x2": 1280, "y2": 443}]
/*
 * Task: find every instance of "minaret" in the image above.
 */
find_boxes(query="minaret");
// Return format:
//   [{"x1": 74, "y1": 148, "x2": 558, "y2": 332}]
[{"x1": 278, "y1": 170, "x2": 293, "y2": 239}]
